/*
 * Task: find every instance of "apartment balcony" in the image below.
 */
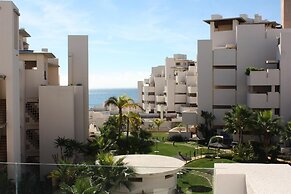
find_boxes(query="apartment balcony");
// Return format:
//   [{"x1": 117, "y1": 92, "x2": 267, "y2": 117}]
[
  {"x1": 156, "y1": 95, "x2": 165, "y2": 103},
  {"x1": 247, "y1": 69, "x2": 280, "y2": 86},
  {"x1": 144, "y1": 78, "x2": 149, "y2": 85},
  {"x1": 186, "y1": 66, "x2": 197, "y2": 76},
  {"x1": 186, "y1": 75, "x2": 197, "y2": 86},
  {"x1": 176, "y1": 76, "x2": 186, "y2": 84},
  {"x1": 175, "y1": 94, "x2": 187, "y2": 103},
  {"x1": 180, "y1": 106, "x2": 197, "y2": 113},
  {"x1": 214, "y1": 89, "x2": 236, "y2": 105},
  {"x1": 175, "y1": 104, "x2": 182, "y2": 113},
  {"x1": 213, "y1": 48, "x2": 236, "y2": 66},
  {"x1": 187, "y1": 96, "x2": 197, "y2": 104},
  {"x1": 214, "y1": 69, "x2": 236, "y2": 86},
  {"x1": 143, "y1": 95, "x2": 155, "y2": 102},
  {"x1": 143, "y1": 86, "x2": 155, "y2": 93},
  {"x1": 175, "y1": 84, "x2": 187, "y2": 94},
  {"x1": 187, "y1": 86, "x2": 197, "y2": 94},
  {"x1": 247, "y1": 92, "x2": 279, "y2": 108}
]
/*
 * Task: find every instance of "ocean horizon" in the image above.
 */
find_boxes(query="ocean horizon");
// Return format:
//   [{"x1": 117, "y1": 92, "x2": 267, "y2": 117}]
[{"x1": 89, "y1": 88, "x2": 138, "y2": 108}]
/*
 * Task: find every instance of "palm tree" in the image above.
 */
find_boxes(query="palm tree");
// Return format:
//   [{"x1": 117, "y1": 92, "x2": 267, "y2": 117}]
[
  {"x1": 94, "y1": 153, "x2": 135, "y2": 192},
  {"x1": 254, "y1": 110, "x2": 282, "y2": 146},
  {"x1": 153, "y1": 118, "x2": 164, "y2": 131},
  {"x1": 200, "y1": 111, "x2": 216, "y2": 141},
  {"x1": 123, "y1": 112, "x2": 142, "y2": 138},
  {"x1": 224, "y1": 105, "x2": 255, "y2": 144},
  {"x1": 104, "y1": 96, "x2": 142, "y2": 137},
  {"x1": 59, "y1": 177, "x2": 100, "y2": 194}
]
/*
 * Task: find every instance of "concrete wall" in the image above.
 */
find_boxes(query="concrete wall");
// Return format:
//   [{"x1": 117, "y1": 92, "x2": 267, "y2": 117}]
[
  {"x1": 112, "y1": 173, "x2": 177, "y2": 194},
  {"x1": 282, "y1": 0, "x2": 291, "y2": 28},
  {"x1": 68, "y1": 35, "x2": 89, "y2": 142},
  {"x1": 279, "y1": 29, "x2": 291, "y2": 122},
  {"x1": 0, "y1": 1, "x2": 21, "y2": 163},
  {"x1": 48, "y1": 66, "x2": 59, "y2": 85},
  {"x1": 39, "y1": 86, "x2": 76, "y2": 164},
  {"x1": 197, "y1": 40, "x2": 213, "y2": 113}
]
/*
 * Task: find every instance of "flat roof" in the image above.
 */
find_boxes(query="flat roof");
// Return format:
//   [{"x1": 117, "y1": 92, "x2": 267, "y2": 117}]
[
  {"x1": 19, "y1": 28, "x2": 31, "y2": 37},
  {"x1": 215, "y1": 163, "x2": 291, "y2": 194},
  {"x1": 204, "y1": 17, "x2": 246, "y2": 24},
  {"x1": 115, "y1": 154, "x2": 185, "y2": 175},
  {"x1": 19, "y1": 50, "x2": 55, "y2": 58}
]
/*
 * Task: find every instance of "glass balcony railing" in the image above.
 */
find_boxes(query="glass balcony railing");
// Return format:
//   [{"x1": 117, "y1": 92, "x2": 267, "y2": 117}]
[{"x1": 0, "y1": 162, "x2": 214, "y2": 194}]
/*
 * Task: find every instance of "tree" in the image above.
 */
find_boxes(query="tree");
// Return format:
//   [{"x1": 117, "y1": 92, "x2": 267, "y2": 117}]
[
  {"x1": 224, "y1": 105, "x2": 255, "y2": 144},
  {"x1": 104, "y1": 96, "x2": 142, "y2": 138},
  {"x1": 153, "y1": 118, "x2": 164, "y2": 131},
  {"x1": 94, "y1": 153, "x2": 135, "y2": 192},
  {"x1": 253, "y1": 110, "x2": 282, "y2": 146},
  {"x1": 123, "y1": 112, "x2": 142, "y2": 138},
  {"x1": 198, "y1": 111, "x2": 215, "y2": 142},
  {"x1": 59, "y1": 177, "x2": 100, "y2": 194}
]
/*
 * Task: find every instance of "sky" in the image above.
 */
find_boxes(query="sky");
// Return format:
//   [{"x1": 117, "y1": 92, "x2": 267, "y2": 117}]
[{"x1": 12, "y1": 0, "x2": 280, "y2": 89}]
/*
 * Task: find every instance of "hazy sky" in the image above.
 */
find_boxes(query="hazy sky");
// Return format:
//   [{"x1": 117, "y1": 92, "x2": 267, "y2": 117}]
[{"x1": 12, "y1": 0, "x2": 280, "y2": 89}]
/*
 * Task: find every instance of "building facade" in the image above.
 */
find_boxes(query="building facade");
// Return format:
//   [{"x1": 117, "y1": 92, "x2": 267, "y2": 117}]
[
  {"x1": 0, "y1": 1, "x2": 89, "y2": 163},
  {"x1": 138, "y1": 54, "x2": 197, "y2": 119},
  {"x1": 197, "y1": 13, "x2": 291, "y2": 128}
]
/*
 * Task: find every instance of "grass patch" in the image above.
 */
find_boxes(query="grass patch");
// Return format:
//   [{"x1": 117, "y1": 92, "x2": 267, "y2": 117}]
[
  {"x1": 186, "y1": 158, "x2": 235, "y2": 168},
  {"x1": 151, "y1": 131, "x2": 168, "y2": 140},
  {"x1": 178, "y1": 170, "x2": 213, "y2": 194},
  {"x1": 149, "y1": 142, "x2": 218, "y2": 157}
]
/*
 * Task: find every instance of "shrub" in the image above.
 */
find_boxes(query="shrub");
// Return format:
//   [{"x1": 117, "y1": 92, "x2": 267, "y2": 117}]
[
  {"x1": 168, "y1": 134, "x2": 186, "y2": 142},
  {"x1": 233, "y1": 143, "x2": 258, "y2": 162},
  {"x1": 245, "y1": 67, "x2": 264, "y2": 76},
  {"x1": 218, "y1": 153, "x2": 234, "y2": 160}
]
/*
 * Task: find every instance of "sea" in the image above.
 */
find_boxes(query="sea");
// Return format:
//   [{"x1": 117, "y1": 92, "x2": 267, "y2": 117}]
[{"x1": 89, "y1": 88, "x2": 138, "y2": 108}]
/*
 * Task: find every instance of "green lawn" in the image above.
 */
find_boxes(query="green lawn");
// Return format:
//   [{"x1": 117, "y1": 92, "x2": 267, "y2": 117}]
[
  {"x1": 149, "y1": 142, "x2": 217, "y2": 157},
  {"x1": 186, "y1": 158, "x2": 235, "y2": 168},
  {"x1": 177, "y1": 158, "x2": 235, "y2": 193},
  {"x1": 151, "y1": 131, "x2": 168, "y2": 140}
]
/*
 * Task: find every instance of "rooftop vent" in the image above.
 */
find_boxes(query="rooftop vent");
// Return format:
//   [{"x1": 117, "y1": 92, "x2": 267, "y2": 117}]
[
  {"x1": 211, "y1": 14, "x2": 223, "y2": 20},
  {"x1": 42, "y1": 48, "x2": 48, "y2": 52}
]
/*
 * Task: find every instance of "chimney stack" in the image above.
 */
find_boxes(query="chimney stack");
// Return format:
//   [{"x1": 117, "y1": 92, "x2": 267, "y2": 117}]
[{"x1": 282, "y1": 0, "x2": 291, "y2": 28}]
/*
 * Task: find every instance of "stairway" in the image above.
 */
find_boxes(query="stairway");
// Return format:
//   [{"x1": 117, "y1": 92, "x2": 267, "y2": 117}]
[
  {"x1": 0, "y1": 136, "x2": 7, "y2": 162},
  {"x1": 25, "y1": 102, "x2": 39, "y2": 122},
  {"x1": 26, "y1": 129, "x2": 39, "y2": 149}
]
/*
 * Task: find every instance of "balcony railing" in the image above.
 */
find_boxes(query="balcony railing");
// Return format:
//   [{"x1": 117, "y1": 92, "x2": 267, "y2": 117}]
[{"x1": 0, "y1": 162, "x2": 214, "y2": 194}]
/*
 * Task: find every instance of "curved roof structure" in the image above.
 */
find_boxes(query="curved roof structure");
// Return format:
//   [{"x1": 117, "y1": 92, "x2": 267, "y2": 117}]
[{"x1": 115, "y1": 154, "x2": 185, "y2": 175}]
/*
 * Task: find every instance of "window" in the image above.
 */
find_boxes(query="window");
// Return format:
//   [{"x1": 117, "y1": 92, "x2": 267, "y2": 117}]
[
  {"x1": 165, "y1": 174, "x2": 174, "y2": 179},
  {"x1": 44, "y1": 71, "x2": 47, "y2": 80},
  {"x1": 25, "y1": 61, "x2": 37, "y2": 70},
  {"x1": 128, "y1": 177, "x2": 143, "y2": 182}
]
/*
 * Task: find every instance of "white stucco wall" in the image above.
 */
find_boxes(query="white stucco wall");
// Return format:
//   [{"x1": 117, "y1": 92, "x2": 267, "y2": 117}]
[
  {"x1": 39, "y1": 86, "x2": 76, "y2": 164},
  {"x1": 68, "y1": 35, "x2": 89, "y2": 142},
  {"x1": 0, "y1": 1, "x2": 21, "y2": 163},
  {"x1": 197, "y1": 40, "x2": 213, "y2": 113},
  {"x1": 279, "y1": 29, "x2": 291, "y2": 122}
]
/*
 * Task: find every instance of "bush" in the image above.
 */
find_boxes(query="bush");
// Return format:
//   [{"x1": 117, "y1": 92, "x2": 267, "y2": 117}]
[
  {"x1": 168, "y1": 134, "x2": 186, "y2": 142},
  {"x1": 218, "y1": 153, "x2": 234, "y2": 160},
  {"x1": 233, "y1": 143, "x2": 258, "y2": 162},
  {"x1": 245, "y1": 67, "x2": 264, "y2": 76}
]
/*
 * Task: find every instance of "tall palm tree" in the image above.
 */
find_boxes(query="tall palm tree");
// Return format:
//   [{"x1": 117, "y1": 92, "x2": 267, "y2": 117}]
[
  {"x1": 224, "y1": 105, "x2": 255, "y2": 144},
  {"x1": 123, "y1": 112, "x2": 142, "y2": 138},
  {"x1": 200, "y1": 111, "x2": 216, "y2": 141},
  {"x1": 104, "y1": 96, "x2": 142, "y2": 137}
]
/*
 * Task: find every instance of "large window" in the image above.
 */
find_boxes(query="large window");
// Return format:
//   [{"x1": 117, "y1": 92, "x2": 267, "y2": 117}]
[{"x1": 25, "y1": 61, "x2": 37, "y2": 70}]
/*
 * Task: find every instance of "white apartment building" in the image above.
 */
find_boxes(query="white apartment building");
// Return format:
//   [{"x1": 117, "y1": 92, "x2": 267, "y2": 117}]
[
  {"x1": 0, "y1": 1, "x2": 89, "y2": 164},
  {"x1": 196, "y1": 4, "x2": 291, "y2": 128},
  {"x1": 138, "y1": 54, "x2": 197, "y2": 119}
]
